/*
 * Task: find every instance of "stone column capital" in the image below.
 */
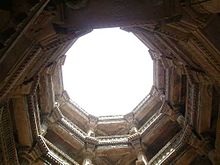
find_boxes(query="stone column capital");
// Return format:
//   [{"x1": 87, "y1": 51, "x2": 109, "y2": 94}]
[{"x1": 160, "y1": 101, "x2": 185, "y2": 126}]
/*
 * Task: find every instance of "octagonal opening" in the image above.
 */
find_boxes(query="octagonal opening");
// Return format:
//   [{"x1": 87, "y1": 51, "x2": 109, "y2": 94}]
[{"x1": 62, "y1": 28, "x2": 153, "y2": 116}]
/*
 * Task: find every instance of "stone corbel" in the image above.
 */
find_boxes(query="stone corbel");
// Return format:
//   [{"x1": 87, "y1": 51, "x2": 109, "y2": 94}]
[
  {"x1": 12, "y1": 81, "x2": 33, "y2": 97},
  {"x1": 161, "y1": 56, "x2": 174, "y2": 69},
  {"x1": 84, "y1": 132, "x2": 98, "y2": 159},
  {"x1": 82, "y1": 150, "x2": 95, "y2": 165},
  {"x1": 184, "y1": 66, "x2": 212, "y2": 85},
  {"x1": 18, "y1": 150, "x2": 35, "y2": 165},
  {"x1": 180, "y1": 125, "x2": 213, "y2": 157},
  {"x1": 136, "y1": 151, "x2": 148, "y2": 165},
  {"x1": 18, "y1": 136, "x2": 48, "y2": 164},
  {"x1": 44, "y1": 63, "x2": 57, "y2": 76},
  {"x1": 48, "y1": 106, "x2": 63, "y2": 123},
  {"x1": 125, "y1": 113, "x2": 139, "y2": 135},
  {"x1": 180, "y1": 124, "x2": 193, "y2": 144},
  {"x1": 129, "y1": 125, "x2": 139, "y2": 135},
  {"x1": 61, "y1": 90, "x2": 71, "y2": 102},
  {"x1": 57, "y1": 55, "x2": 66, "y2": 66},
  {"x1": 159, "y1": 101, "x2": 185, "y2": 127},
  {"x1": 87, "y1": 129, "x2": 95, "y2": 137},
  {"x1": 44, "y1": 55, "x2": 65, "y2": 77},
  {"x1": 86, "y1": 115, "x2": 97, "y2": 136},
  {"x1": 129, "y1": 132, "x2": 143, "y2": 152},
  {"x1": 55, "y1": 90, "x2": 71, "y2": 108},
  {"x1": 152, "y1": 87, "x2": 165, "y2": 101},
  {"x1": 85, "y1": 137, "x2": 97, "y2": 150},
  {"x1": 129, "y1": 134, "x2": 148, "y2": 165},
  {"x1": 148, "y1": 49, "x2": 162, "y2": 61}
]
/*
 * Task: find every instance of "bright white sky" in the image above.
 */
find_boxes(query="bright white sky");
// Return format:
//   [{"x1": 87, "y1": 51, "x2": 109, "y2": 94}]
[{"x1": 62, "y1": 28, "x2": 153, "y2": 116}]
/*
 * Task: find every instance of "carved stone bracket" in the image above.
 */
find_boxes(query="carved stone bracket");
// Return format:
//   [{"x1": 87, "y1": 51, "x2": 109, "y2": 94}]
[
  {"x1": 136, "y1": 151, "x2": 148, "y2": 165},
  {"x1": 129, "y1": 132, "x2": 142, "y2": 152},
  {"x1": 184, "y1": 66, "x2": 212, "y2": 85},
  {"x1": 159, "y1": 100, "x2": 185, "y2": 127},
  {"x1": 20, "y1": 139, "x2": 45, "y2": 164},
  {"x1": 84, "y1": 136, "x2": 98, "y2": 153},
  {"x1": 180, "y1": 124, "x2": 213, "y2": 157},
  {"x1": 86, "y1": 115, "x2": 98, "y2": 134},
  {"x1": 148, "y1": 49, "x2": 162, "y2": 61},
  {"x1": 48, "y1": 106, "x2": 64, "y2": 124}
]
